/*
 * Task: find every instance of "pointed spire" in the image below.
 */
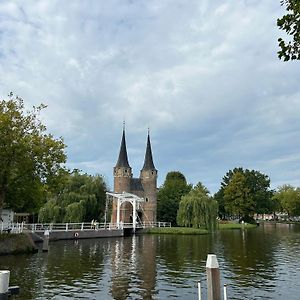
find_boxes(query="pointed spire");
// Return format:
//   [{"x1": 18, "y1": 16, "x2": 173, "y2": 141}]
[
  {"x1": 142, "y1": 131, "x2": 156, "y2": 170},
  {"x1": 115, "y1": 127, "x2": 130, "y2": 168}
]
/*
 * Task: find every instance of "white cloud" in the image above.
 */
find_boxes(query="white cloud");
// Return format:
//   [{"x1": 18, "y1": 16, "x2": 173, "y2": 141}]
[{"x1": 0, "y1": 0, "x2": 299, "y2": 192}]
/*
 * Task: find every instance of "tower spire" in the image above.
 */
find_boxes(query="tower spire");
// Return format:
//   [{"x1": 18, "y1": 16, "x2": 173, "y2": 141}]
[
  {"x1": 115, "y1": 127, "x2": 130, "y2": 168},
  {"x1": 142, "y1": 131, "x2": 156, "y2": 170}
]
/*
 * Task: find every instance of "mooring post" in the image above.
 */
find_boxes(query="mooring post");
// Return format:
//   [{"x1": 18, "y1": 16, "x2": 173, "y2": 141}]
[
  {"x1": 206, "y1": 254, "x2": 221, "y2": 300},
  {"x1": 0, "y1": 270, "x2": 10, "y2": 296},
  {"x1": 42, "y1": 229, "x2": 50, "y2": 252}
]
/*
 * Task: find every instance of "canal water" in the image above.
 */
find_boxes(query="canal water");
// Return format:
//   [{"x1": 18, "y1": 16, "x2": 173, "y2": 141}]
[{"x1": 1, "y1": 223, "x2": 300, "y2": 299}]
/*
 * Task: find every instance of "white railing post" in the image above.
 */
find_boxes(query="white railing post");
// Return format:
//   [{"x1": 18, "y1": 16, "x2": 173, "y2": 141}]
[
  {"x1": 81, "y1": 223, "x2": 84, "y2": 231},
  {"x1": 223, "y1": 284, "x2": 228, "y2": 300},
  {"x1": 198, "y1": 281, "x2": 202, "y2": 300},
  {"x1": 65, "y1": 223, "x2": 68, "y2": 232}
]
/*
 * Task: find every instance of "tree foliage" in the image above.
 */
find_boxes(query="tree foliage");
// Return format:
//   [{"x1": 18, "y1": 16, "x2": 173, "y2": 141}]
[
  {"x1": 215, "y1": 167, "x2": 273, "y2": 221},
  {"x1": 157, "y1": 171, "x2": 192, "y2": 226},
  {"x1": 277, "y1": 0, "x2": 300, "y2": 61},
  {"x1": 272, "y1": 184, "x2": 300, "y2": 216},
  {"x1": 177, "y1": 182, "x2": 218, "y2": 231},
  {"x1": 223, "y1": 172, "x2": 255, "y2": 220},
  {"x1": 38, "y1": 170, "x2": 107, "y2": 223},
  {"x1": 0, "y1": 93, "x2": 67, "y2": 214}
]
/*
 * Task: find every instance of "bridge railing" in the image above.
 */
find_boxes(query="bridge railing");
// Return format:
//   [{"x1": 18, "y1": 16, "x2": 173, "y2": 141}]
[
  {"x1": 24, "y1": 222, "x2": 111, "y2": 232},
  {"x1": 0, "y1": 221, "x2": 172, "y2": 233},
  {"x1": 0, "y1": 222, "x2": 24, "y2": 234}
]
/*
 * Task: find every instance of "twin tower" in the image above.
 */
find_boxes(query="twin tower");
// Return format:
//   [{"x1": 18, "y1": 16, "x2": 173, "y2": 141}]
[{"x1": 111, "y1": 128, "x2": 158, "y2": 224}]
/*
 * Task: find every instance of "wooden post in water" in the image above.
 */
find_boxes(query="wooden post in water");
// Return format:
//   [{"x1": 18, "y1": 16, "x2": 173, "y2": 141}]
[
  {"x1": 0, "y1": 270, "x2": 10, "y2": 297},
  {"x1": 42, "y1": 229, "x2": 50, "y2": 252},
  {"x1": 206, "y1": 254, "x2": 221, "y2": 300}
]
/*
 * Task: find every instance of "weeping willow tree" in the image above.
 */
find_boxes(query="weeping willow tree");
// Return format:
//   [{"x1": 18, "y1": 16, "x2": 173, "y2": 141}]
[
  {"x1": 38, "y1": 170, "x2": 107, "y2": 223},
  {"x1": 177, "y1": 182, "x2": 218, "y2": 231}
]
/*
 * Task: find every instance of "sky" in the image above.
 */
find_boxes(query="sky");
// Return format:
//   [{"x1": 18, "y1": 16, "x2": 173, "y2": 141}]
[{"x1": 0, "y1": 0, "x2": 299, "y2": 193}]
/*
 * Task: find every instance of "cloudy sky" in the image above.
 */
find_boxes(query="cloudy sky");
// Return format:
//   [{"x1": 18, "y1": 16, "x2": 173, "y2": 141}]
[{"x1": 0, "y1": 0, "x2": 299, "y2": 193}]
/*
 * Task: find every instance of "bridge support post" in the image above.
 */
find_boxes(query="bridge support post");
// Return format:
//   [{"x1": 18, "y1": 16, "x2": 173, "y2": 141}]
[
  {"x1": 117, "y1": 198, "x2": 120, "y2": 229},
  {"x1": 133, "y1": 199, "x2": 136, "y2": 232}
]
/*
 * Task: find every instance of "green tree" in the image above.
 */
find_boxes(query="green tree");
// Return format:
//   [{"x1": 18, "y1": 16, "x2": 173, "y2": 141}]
[
  {"x1": 157, "y1": 171, "x2": 191, "y2": 226},
  {"x1": 0, "y1": 93, "x2": 66, "y2": 215},
  {"x1": 177, "y1": 182, "x2": 218, "y2": 231},
  {"x1": 38, "y1": 171, "x2": 107, "y2": 223},
  {"x1": 216, "y1": 167, "x2": 273, "y2": 220},
  {"x1": 223, "y1": 172, "x2": 255, "y2": 221},
  {"x1": 277, "y1": 0, "x2": 300, "y2": 61},
  {"x1": 272, "y1": 185, "x2": 300, "y2": 217}
]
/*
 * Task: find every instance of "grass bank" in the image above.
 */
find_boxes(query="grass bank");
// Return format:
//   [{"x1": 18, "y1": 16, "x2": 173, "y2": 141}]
[
  {"x1": 218, "y1": 223, "x2": 257, "y2": 230},
  {"x1": 143, "y1": 222, "x2": 257, "y2": 235},
  {"x1": 144, "y1": 227, "x2": 209, "y2": 235}
]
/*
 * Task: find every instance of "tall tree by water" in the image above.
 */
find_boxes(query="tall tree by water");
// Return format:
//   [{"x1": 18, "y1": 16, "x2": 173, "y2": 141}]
[
  {"x1": 157, "y1": 171, "x2": 192, "y2": 226},
  {"x1": 38, "y1": 170, "x2": 107, "y2": 223},
  {"x1": 177, "y1": 182, "x2": 218, "y2": 231},
  {"x1": 216, "y1": 167, "x2": 273, "y2": 221},
  {"x1": 0, "y1": 93, "x2": 67, "y2": 215},
  {"x1": 277, "y1": 0, "x2": 300, "y2": 60},
  {"x1": 272, "y1": 185, "x2": 300, "y2": 217},
  {"x1": 223, "y1": 172, "x2": 255, "y2": 221}
]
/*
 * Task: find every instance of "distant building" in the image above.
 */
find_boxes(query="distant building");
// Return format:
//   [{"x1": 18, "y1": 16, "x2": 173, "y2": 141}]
[
  {"x1": 1, "y1": 209, "x2": 14, "y2": 223},
  {"x1": 111, "y1": 128, "x2": 157, "y2": 225}
]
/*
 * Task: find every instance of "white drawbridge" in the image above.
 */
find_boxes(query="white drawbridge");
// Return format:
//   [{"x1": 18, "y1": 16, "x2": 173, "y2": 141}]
[{"x1": 106, "y1": 192, "x2": 145, "y2": 232}]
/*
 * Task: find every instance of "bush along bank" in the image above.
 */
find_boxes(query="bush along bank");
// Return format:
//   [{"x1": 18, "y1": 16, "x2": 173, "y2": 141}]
[{"x1": 0, "y1": 233, "x2": 37, "y2": 255}]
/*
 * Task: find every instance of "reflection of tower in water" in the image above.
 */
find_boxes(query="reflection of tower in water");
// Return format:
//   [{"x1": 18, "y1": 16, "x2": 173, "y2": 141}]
[{"x1": 110, "y1": 235, "x2": 157, "y2": 299}]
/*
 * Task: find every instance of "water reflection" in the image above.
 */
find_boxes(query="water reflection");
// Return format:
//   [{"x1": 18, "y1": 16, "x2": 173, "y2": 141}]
[{"x1": 0, "y1": 224, "x2": 299, "y2": 299}]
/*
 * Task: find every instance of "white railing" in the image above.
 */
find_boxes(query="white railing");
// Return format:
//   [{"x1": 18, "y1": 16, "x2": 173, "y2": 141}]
[
  {"x1": 0, "y1": 222, "x2": 24, "y2": 234},
  {"x1": 0, "y1": 221, "x2": 172, "y2": 233}
]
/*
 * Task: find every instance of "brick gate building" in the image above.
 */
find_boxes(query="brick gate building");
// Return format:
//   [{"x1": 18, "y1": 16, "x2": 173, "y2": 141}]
[{"x1": 111, "y1": 128, "x2": 157, "y2": 225}]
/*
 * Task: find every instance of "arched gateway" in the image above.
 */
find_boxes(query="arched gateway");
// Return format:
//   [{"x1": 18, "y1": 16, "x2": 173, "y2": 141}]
[{"x1": 106, "y1": 192, "x2": 144, "y2": 231}]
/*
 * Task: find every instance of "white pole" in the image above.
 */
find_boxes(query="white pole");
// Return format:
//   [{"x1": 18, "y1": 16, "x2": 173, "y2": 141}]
[
  {"x1": 198, "y1": 281, "x2": 202, "y2": 300},
  {"x1": 117, "y1": 199, "x2": 121, "y2": 229},
  {"x1": 223, "y1": 284, "x2": 228, "y2": 300},
  {"x1": 133, "y1": 199, "x2": 136, "y2": 233},
  {"x1": 104, "y1": 195, "x2": 108, "y2": 228},
  {"x1": 0, "y1": 270, "x2": 10, "y2": 294}
]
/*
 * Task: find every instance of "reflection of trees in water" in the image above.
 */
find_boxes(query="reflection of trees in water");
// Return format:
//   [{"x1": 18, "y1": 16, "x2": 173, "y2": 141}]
[
  {"x1": 264, "y1": 223, "x2": 300, "y2": 266},
  {"x1": 1, "y1": 239, "x2": 109, "y2": 299},
  {"x1": 218, "y1": 228, "x2": 277, "y2": 285},
  {"x1": 110, "y1": 235, "x2": 157, "y2": 300},
  {"x1": 155, "y1": 234, "x2": 216, "y2": 274},
  {"x1": 43, "y1": 239, "x2": 106, "y2": 284},
  {"x1": 0, "y1": 253, "x2": 41, "y2": 300}
]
